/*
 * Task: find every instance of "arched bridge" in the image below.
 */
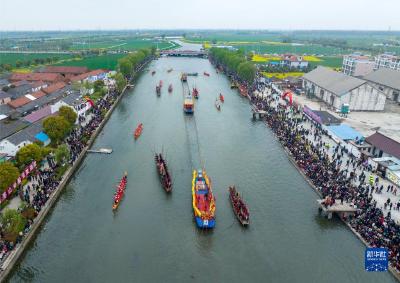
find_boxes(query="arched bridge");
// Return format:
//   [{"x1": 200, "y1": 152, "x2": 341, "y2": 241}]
[{"x1": 159, "y1": 50, "x2": 207, "y2": 57}]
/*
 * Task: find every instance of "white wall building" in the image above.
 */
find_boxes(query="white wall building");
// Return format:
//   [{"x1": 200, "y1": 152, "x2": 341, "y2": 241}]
[
  {"x1": 374, "y1": 53, "x2": 400, "y2": 71},
  {"x1": 342, "y1": 54, "x2": 374, "y2": 77},
  {"x1": 363, "y1": 68, "x2": 400, "y2": 103},
  {"x1": 303, "y1": 66, "x2": 386, "y2": 111}
]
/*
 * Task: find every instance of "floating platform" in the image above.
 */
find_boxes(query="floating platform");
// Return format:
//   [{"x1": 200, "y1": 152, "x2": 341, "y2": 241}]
[{"x1": 87, "y1": 148, "x2": 113, "y2": 154}]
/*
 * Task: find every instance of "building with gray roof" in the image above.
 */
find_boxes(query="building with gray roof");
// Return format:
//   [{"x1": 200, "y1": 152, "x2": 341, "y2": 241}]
[
  {"x1": 302, "y1": 66, "x2": 386, "y2": 111},
  {"x1": 363, "y1": 68, "x2": 400, "y2": 103}
]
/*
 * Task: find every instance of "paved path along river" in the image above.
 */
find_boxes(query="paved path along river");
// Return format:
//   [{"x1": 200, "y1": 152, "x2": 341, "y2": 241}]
[{"x1": 9, "y1": 57, "x2": 396, "y2": 283}]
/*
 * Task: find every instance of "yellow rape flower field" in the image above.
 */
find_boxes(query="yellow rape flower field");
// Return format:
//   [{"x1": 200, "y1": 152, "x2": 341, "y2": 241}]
[
  {"x1": 203, "y1": 42, "x2": 211, "y2": 49},
  {"x1": 262, "y1": 72, "x2": 304, "y2": 79},
  {"x1": 302, "y1": 56, "x2": 322, "y2": 62},
  {"x1": 252, "y1": 54, "x2": 282, "y2": 62}
]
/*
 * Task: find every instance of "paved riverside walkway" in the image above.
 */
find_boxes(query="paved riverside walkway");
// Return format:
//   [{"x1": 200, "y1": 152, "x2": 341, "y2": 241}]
[{"x1": 253, "y1": 88, "x2": 400, "y2": 225}]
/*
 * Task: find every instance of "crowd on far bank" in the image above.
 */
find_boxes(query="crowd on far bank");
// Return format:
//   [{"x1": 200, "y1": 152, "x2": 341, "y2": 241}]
[{"x1": 249, "y1": 80, "x2": 400, "y2": 273}]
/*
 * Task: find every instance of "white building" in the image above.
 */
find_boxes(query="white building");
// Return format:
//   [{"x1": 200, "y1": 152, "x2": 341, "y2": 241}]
[
  {"x1": 342, "y1": 54, "x2": 374, "y2": 77},
  {"x1": 281, "y1": 54, "x2": 309, "y2": 69},
  {"x1": 374, "y1": 53, "x2": 400, "y2": 71},
  {"x1": 363, "y1": 68, "x2": 400, "y2": 103},
  {"x1": 302, "y1": 66, "x2": 386, "y2": 111}
]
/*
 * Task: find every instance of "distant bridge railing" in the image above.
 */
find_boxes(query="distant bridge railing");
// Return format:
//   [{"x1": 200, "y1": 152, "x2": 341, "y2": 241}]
[{"x1": 159, "y1": 50, "x2": 207, "y2": 57}]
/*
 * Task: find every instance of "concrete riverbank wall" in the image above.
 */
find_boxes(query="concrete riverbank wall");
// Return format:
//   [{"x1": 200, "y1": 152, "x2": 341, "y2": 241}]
[{"x1": 0, "y1": 59, "x2": 152, "y2": 282}]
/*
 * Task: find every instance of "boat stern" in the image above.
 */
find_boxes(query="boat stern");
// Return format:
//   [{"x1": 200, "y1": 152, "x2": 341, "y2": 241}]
[{"x1": 195, "y1": 217, "x2": 215, "y2": 229}]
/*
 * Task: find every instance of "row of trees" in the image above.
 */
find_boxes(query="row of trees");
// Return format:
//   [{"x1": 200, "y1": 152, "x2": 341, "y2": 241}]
[
  {"x1": 117, "y1": 47, "x2": 155, "y2": 78},
  {"x1": 209, "y1": 48, "x2": 256, "y2": 84}
]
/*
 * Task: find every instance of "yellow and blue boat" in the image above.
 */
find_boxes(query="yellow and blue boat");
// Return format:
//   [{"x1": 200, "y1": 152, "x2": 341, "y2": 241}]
[{"x1": 192, "y1": 170, "x2": 215, "y2": 228}]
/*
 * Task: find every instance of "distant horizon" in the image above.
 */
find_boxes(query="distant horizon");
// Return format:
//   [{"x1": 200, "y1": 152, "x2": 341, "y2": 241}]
[{"x1": 1, "y1": 0, "x2": 399, "y2": 31}]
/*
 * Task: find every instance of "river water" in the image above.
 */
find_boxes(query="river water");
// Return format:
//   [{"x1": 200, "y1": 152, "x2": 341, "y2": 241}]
[{"x1": 9, "y1": 55, "x2": 396, "y2": 282}]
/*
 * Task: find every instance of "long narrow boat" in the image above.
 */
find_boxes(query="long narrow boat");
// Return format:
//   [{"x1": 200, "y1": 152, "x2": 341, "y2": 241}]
[
  {"x1": 215, "y1": 100, "x2": 221, "y2": 111},
  {"x1": 193, "y1": 87, "x2": 199, "y2": 99},
  {"x1": 203, "y1": 72, "x2": 210, "y2": 77},
  {"x1": 181, "y1": 73, "x2": 187, "y2": 82},
  {"x1": 228, "y1": 186, "x2": 249, "y2": 226},
  {"x1": 156, "y1": 85, "x2": 161, "y2": 96},
  {"x1": 112, "y1": 172, "x2": 128, "y2": 211},
  {"x1": 192, "y1": 170, "x2": 215, "y2": 228},
  {"x1": 168, "y1": 84, "x2": 173, "y2": 93},
  {"x1": 219, "y1": 93, "x2": 224, "y2": 103},
  {"x1": 167, "y1": 68, "x2": 173, "y2": 73},
  {"x1": 155, "y1": 153, "x2": 172, "y2": 193},
  {"x1": 134, "y1": 123, "x2": 143, "y2": 139},
  {"x1": 159, "y1": 80, "x2": 163, "y2": 87},
  {"x1": 151, "y1": 71, "x2": 156, "y2": 75}
]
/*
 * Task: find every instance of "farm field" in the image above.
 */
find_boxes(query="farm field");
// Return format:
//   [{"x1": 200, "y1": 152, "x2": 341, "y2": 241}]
[
  {"x1": 252, "y1": 54, "x2": 342, "y2": 68},
  {"x1": 70, "y1": 38, "x2": 174, "y2": 51},
  {"x1": 236, "y1": 43, "x2": 348, "y2": 55},
  {"x1": 262, "y1": 72, "x2": 304, "y2": 79},
  {"x1": 0, "y1": 53, "x2": 72, "y2": 67},
  {"x1": 52, "y1": 54, "x2": 125, "y2": 70}
]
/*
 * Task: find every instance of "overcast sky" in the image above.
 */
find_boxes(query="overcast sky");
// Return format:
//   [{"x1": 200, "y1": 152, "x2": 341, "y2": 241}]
[{"x1": 1, "y1": 0, "x2": 399, "y2": 31}]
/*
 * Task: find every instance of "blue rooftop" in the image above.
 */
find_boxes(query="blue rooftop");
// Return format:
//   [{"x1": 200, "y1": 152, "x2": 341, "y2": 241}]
[
  {"x1": 327, "y1": 124, "x2": 364, "y2": 141},
  {"x1": 35, "y1": 131, "x2": 49, "y2": 143}
]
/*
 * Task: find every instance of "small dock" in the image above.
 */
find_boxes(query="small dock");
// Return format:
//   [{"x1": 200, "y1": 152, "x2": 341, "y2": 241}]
[
  {"x1": 251, "y1": 108, "x2": 267, "y2": 120},
  {"x1": 87, "y1": 148, "x2": 113, "y2": 154},
  {"x1": 317, "y1": 199, "x2": 357, "y2": 219}
]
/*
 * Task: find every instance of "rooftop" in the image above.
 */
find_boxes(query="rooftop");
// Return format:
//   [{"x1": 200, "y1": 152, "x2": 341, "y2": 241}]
[
  {"x1": 39, "y1": 66, "x2": 89, "y2": 74},
  {"x1": 42, "y1": 82, "x2": 67, "y2": 94},
  {"x1": 363, "y1": 68, "x2": 400, "y2": 91},
  {"x1": 70, "y1": 69, "x2": 107, "y2": 82},
  {"x1": 0, "y1": 119, "x2": 29, "y2": 140},
  {"x1": 303, "y1": 66, "x2": 366, "y2": 96},
  {"x1": 8, "y1": 96, "x2": 32, "y2": 108},
  {"x1": 10, "y1": 73, "x2": 64, "y2": 83},
  {"x1": 365, "y1": 132, "x2": 400, "y2": 160}
]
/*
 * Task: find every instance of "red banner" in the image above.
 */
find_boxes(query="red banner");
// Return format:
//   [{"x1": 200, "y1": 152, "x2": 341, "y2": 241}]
[{"x1": 0, "y1": 160, "x2": 37, "y2": 204}]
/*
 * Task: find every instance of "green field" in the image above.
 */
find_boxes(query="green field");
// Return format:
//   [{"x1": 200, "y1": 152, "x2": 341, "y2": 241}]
[
  {"x1": 235, "y1": 43, "x2": 347, "y2": 56},
  {"x1": 310, "y1": 56, "x2": 343, "y2": 68},
  {"x1": 0, "y1": 53, "x2": 72, "y2": 67},
  {"x1": 52, "y1": 54, "x2": 125, "y2": 70},
  {"x1": 70, "y1": 38, "x2": 174, "y2": 51}
]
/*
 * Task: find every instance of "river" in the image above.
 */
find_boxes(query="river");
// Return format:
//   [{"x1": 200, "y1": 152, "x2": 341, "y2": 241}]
[{"x1": 9, "y1": 55, "x2": 396, "y2": 282}]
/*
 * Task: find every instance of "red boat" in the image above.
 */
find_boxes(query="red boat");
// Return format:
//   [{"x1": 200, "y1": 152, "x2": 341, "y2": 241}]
[
  {"x1": 155, "y1": 153, "x2": 172, "y2": 193},
  {"x1": 204, "y1": 72, "x2": 210, "y2": 76},
  {"x1": 239, "y1": 85, "x2": 248, "y2": 98},
  {"x1": 112, "y1": 172, "x2": 128, "y2": 211},
  {"x1": 168, "y1": 84, "x2": 173, "y2": 93},
  {"x1": 134, "y1": 123, "x2": 143, "y2": 140},
  {"x1": 159, "y1": 80, "x2": 163, "y2": 87},
  {"x1": 219, "y1": 93, "x2": 224, "y2": 103},
  {"x1": 193, "y1": 87, "x2": 199, "y2": 99},
  {"x1": 229, "y1": 186, "x2": 249, "y2": 225}
]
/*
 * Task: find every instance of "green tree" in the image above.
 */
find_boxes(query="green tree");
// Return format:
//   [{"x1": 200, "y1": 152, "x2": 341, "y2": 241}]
[
  {"x1": 93, "y1": 80, "x2": 105, "y2": 92},
  {"x1": 54, "y1": 144, "x2": 70, "y2": 164},
  {"x1": 118, "y1": 58, "x2": 132, "y2": 77},
  {"x1": 1, "y1": 209, "x2": 27, "y2": 243},
  {"x1": 15, "y1": 60, "x2": 22, "y2": 68},
  {"x1": 43, "y1": 116, "x2": 71, "y2": 144},
  {"x1": 59, "y1": 106, "x2": 77, "y2": 125},
  {"x1": 114, "y1": 72, "x2": 126, "y2": 93},
  {"x1": 15, "y1": 143, "x2": 43, "y2": 168},
  {"x1": 237, "y1": 62, "x2": 256, "y2": 83},
  {"x1": 0, "y1": 162, "x2": 19, "y2": 193}
]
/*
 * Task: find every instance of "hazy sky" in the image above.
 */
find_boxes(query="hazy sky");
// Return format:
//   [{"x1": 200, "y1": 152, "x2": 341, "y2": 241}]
[{"x1": 1, "y1": 0, "x2": 399, "y2": 30}]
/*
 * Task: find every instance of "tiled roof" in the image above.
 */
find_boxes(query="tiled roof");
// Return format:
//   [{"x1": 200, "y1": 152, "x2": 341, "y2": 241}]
[
  {"x1": 365, "y1": 132, "x2": 400, "y2": 159},
  {"x1": 23, "y1": 105, "x2": 52, "y2": 123},
  {"x1": 31, "y1": 90, "x2": 46, "y2": 99},
  {"x1": 40, "y1": 66, "x2": 89, "y2": 74},
  {"x1": 0, "y1": 90, "x2": 11, "y2": 99},
  {"x1": 0, "y1": 119, "x2": 29, "y2": 140},
  {"x1": 42, "y1": 82, "x2": 66, "y2": 94},
  {"x1": 10, "y1": 73, "x2": 64, "y2": 83},
  {"x1": 8, "y1": 96, "x2": 31, "y2": 108},
  {"x1": 363, "y1": 68, "x2": 400, "y2": 91},
  {"x1": 70, "y1": 69, "x2": 106, "y2": 82}
]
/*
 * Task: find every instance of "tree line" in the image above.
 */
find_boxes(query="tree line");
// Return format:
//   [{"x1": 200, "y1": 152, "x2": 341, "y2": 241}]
[
  {"x1": 208, "y1": 48, "x2": 256, "y2": 84},
  {"x1": 117, "y1": 47, "x2": 156, "y2": 78}
]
